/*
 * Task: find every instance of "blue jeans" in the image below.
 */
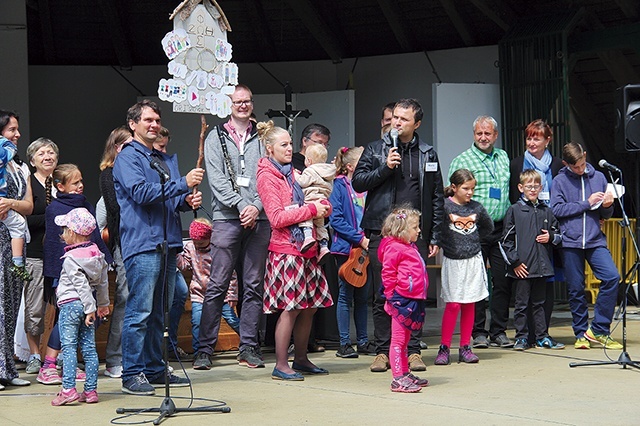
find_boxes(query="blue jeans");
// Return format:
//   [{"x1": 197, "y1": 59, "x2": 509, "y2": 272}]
[
  {"x1": 561, "y1": 247, "x2": 620, "y2": 337},
  {"x1": 335, "y1": 255, "x2": 370, "y2": 346},
  {"x1": 168, "y1": 270, "x2": 188, "y2": 348},
  {"x1": 59, "y1": 300, "x2": 98, "y2": 391},
  {"x1": 191, "y1": 301, "x2": 239, "y2": 352},
  {"x1": 105, "y1": 245, "x2": 128, "y2": 368},
  {"x1": 121, "y1": 249, "x2": 176, "y2": 382}
]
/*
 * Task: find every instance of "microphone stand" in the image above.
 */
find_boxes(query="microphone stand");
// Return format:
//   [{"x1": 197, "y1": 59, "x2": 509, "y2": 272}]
[
  {"x1": 570, "y1": 167, "x2": 640, "y2": 369},
  {"x1": 116, "y1": 162, "x2": 230, "y2": 424}
]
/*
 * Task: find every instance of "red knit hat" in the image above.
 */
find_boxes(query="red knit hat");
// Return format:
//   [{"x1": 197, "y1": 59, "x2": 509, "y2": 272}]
[{"x1": 189, "y1": 220, "x2": 212, "y2": 240}]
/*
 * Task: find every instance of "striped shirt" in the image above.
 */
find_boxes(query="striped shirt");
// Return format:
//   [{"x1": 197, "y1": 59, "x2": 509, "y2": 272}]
[{"x1": 449, "y1": 144, "x2": 511, "y2": 222}]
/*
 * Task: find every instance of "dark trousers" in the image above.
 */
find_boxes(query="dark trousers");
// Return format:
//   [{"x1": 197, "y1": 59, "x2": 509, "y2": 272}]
[
  {"x1": 198, "y1": 220, "x2": 271, "y2": 355},
  {"x1": 473, "y1": 222, "x2": 513, "y2": 339},
  {"x1": 513, "y1": 277, "x2": 547, "y2": 340},
  {"x1": 527, "y1": 280, "x2": 554, "y2": 342},
  {"x1": 368, "y1": 233, "x2": 423, "y2": 356}
]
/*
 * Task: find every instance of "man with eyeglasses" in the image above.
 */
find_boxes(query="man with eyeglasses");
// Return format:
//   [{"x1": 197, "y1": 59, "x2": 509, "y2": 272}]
[
  {"x1": 292, "y1": 123, "x2": 331, "y2": 172},
  {"x1": 449, "y1": 115, "x2": 514, "y2": 349},
  {"x1": 193, "y1": 84, "x2": 270, "y2": 371}
]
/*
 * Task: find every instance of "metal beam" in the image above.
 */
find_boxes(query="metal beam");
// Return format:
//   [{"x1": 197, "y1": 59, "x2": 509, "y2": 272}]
[
  {"x1": 285, "y1": 0, "x2": 345, "y2": 63},
  {"x1": 97, "y1": 0, "x2": 132, "y2": 69},
  {"x1": 598, "y1": 50, "x2": 640, "y2": 86},
  {"x1": 569, "y1": 22, "x2": 640, "y2": 55},
  {"x1": 576, "y1": 13, "x2": 640, "y2": 87},
  {"x1": 469, "y1": 0, "x2": 510, "y2": 31},
  {"x1": 568, "y1": 75, "x2": 611, "y2": 160},
  {"x1": 615, "y1": 0, "x2": 639, "y2": 19},
  {"x1": 243, "y1": 0, "x2": 278, "y2": 61},
  {"x1": 439, "y1": 0, "x2": 476, "y2": 46},
  {"x1": 36, "y1": 0, "x2": 55, "y2": 64},
  {"x1": 376, "y1": 0, "x2": 416, "y2": 51}
]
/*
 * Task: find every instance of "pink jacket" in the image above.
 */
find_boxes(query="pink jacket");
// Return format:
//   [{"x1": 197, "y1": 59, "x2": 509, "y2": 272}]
[
  {"x1": 256, "y1": 157, "x2": 318, "y2": 257},
  {"x1": 378, "y1": 236, "x2": 428, "y2": 300}
]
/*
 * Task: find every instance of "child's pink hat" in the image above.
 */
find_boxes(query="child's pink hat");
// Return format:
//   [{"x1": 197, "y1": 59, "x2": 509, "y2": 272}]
[
  {"x1": 54, "y1": 207, "x2": 96, "y2": 236},
  {"x1": 189, "y1": 220, "x2": 212, "y2": 240}
]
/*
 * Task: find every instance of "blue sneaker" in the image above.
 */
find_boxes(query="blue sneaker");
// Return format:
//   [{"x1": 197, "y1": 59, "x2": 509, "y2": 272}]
[
  {"x1": 513, "y1": 338, "x2": 528, "y2": 351},
  {"x1": 536, "y1": 336, "x2": 565, "y2": 350}
]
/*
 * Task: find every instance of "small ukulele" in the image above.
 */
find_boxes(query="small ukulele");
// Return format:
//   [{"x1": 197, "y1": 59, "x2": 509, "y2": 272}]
[{"x1": 338, "y1": 247, "x2": 369, "y2": 288}]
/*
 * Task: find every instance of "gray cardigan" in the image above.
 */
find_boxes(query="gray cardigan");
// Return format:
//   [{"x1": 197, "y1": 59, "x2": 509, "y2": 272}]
[{"x1": 204, "y1": 123, "x2": 267, "y2": 221}]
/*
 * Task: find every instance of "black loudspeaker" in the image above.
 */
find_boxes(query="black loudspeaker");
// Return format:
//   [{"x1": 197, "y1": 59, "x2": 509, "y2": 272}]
[{"x1": 615, "y1": 84, "x2": 640, "y2": 154}]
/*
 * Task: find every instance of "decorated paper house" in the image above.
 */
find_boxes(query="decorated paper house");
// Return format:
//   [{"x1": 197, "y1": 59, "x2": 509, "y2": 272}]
[{"x1": 158, "y1": 0, "x2": 238, "y2": 117}]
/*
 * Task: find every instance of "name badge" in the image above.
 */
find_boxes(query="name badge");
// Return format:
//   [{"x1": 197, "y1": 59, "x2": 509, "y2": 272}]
[
  {"x1": 425, "y1": 162, "x2": 438, "y2": 172},
  {"x1": 538, "y1": 191, "x2": 550, "y2": 201},
  {"x1": 236, "y1": 176, "x2": 250, "y2": 187},
  {"x1": 489, "y1": 187, "x2": 501, "y2": 200}
]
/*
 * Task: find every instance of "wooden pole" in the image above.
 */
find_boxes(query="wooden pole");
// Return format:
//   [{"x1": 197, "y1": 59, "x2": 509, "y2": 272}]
[{"x1": 192, "y1": 114, "x2": 208, "y2": 216}]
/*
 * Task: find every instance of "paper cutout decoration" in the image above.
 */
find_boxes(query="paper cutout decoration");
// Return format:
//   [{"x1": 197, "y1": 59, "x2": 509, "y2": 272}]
[
  {"x1": 158, "y1": 78, "x2": 187, "y2": 103},
  {"x1": 159, "y1": 1, "x2": 237, "y2": 117},
  {"x1": 161, "y1": 29, "x2": 191, "y2": 60}
]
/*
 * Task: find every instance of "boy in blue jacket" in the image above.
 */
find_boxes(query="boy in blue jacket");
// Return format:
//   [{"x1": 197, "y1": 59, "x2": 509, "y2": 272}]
[{"x1": 550, "y1": 142, "x2": 622, "y2": 350}]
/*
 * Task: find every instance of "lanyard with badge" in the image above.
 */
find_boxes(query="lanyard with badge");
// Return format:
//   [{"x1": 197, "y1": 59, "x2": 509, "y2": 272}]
[{"x1": 480, "y1": 151, "x2": 501, "y2": 200}]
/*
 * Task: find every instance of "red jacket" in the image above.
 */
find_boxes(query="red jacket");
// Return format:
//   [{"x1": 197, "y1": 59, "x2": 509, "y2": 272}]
[
  {"x1": 256, "y1": 157, "x2": 318, "y2": 257},
  {"x1": 378, "y1": 237, "x2": 428, "y2": 300}
]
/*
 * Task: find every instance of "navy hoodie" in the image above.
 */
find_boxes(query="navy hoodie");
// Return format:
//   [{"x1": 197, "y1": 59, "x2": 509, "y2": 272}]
[
  {"x1": 550, "y1": 163, "x2": 613, "y2": 249},
  {"x1": 44, "y1": 192, "x2": 112, "y2": 279}
]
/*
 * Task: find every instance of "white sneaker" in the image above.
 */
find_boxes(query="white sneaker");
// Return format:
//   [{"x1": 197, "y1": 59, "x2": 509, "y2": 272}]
[{"x1": 104, "y1": 365, "x2": 123, "y2": 378}]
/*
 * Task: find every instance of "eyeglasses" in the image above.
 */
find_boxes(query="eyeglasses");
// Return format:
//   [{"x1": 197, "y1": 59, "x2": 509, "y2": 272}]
[
  {"x1": 524, "y1": 185, "x2": 542, "y2": 191},
  {"x1": 232, "y1": 100, "x2": 253, "y2": 107}
]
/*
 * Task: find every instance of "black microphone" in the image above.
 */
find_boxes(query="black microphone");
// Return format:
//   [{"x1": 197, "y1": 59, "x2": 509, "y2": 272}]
[
  {"x1": 598, "y1": 159, "x2": 621, "y2": 173},
  {"x1": 150, "y1": 158, "x2": 170, "y2": 181},
  {"x1": 390, "y1": 129, "x2": 399, "y2": 149}
]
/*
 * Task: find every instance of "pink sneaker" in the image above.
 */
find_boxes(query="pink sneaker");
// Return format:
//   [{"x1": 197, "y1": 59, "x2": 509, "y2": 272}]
[
  {"x1": 300, "y1": 236, "x2": 316, "y2": 253},
  {"x1": 390, "y1": 375, "x2": 421, "y2": 393},
  {"x1": 37, "y1": 367, "x2": 62, "y2": 385},
  {"x1": 75, "y1": 368, "x2": 86, "y2": 382},
  {"x1": 318, "y1": 245, "x2": 330, "y2": 262},
  {"x1": 51, "y1": 387, "x2": 80, "y2": 406},
  {"x1": 78, "y1": 390, "x2": 99, "y2": 403}
]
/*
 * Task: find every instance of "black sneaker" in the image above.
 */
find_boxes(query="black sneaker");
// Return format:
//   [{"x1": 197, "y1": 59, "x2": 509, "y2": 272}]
[
  {"x1": 490, "y1": 334, "x2": 514, "y2": 348},
  {"x1": 237, "y1": 346, "x2": 265, "y2": 368},
  {"x1": 192, "y1": 351, "x2": 212, "y2": 370},
  {"x1": 357, "y1": 342, "x2": 376, "y2": 356},
  {"x1": 336, "y1": 344, "x2": 359, "y2": 358},
  {"x1": 121, "y1": 372, "x2": 155, "y2": 395},
  {"x1": 148, "y1": 372, "x2": 190, "y2": 388}
]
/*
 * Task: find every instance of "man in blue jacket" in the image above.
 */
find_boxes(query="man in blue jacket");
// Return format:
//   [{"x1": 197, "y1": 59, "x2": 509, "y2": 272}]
[{"x1": 114, "y1": 100, "x2": 204, "y2": 395}]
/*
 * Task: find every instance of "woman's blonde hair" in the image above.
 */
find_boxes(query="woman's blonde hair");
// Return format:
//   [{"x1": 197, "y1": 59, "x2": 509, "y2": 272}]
[
  {"x1": 381, "y1": 204, "x2": 421, "y2": 242},
  {"x1": 99, "y1": 126, "x2": 131, "y2": 170},
  {"x1": 256, "y1": 120, "x2": 289, "y2": 155},
  {"x1": 334, "y1": 146, "x2": 364, "y2": 175}
]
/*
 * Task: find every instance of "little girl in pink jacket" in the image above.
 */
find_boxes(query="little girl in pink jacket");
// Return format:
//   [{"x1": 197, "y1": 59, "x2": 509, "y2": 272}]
[{"x1": 378, "y1": 206, "x2": 428, "y2": 393}]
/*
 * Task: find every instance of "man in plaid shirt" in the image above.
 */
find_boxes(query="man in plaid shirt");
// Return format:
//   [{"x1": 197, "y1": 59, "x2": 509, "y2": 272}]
[{"x1": 448, "y1": 115, "x2": 513, "y2": 349}]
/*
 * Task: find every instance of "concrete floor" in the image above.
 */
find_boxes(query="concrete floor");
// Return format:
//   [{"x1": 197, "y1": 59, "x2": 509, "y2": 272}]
[{"x1": 2, "y1": 306, "x2": 640, "y2": 425}]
